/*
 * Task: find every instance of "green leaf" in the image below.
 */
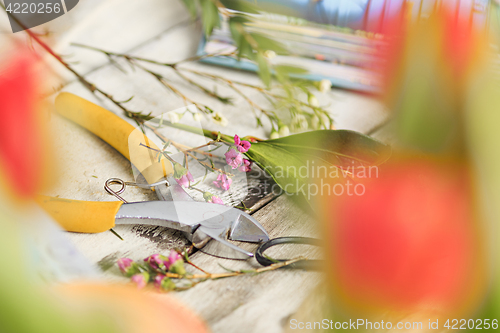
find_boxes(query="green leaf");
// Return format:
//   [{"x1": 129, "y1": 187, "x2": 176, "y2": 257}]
[
  {"x1": 274, "y1": 64, "x2": 309, "y2": 76},
  {"x1": 250, "y1": 32, "x2": 288, "y2": 54},
  {"x1": 219, "y1": 0, "x2": 259, "y2": 13},
  {"x1": 256, "y1": 52, "x2": 271, "y2": 88},
  {"x1": 200, "y1": 0, "x2": 220, "y2": 37},
  {"x1": 245, "y1": 140, "x2": 308, "y2": 193},
  {"x1": 229, "y1": 17, "x2": 254, "y2": 60},
  {"x1": 245, "y1": 130, "x2": 391, "y2": 194},
  {"x1": 228, "y1": 16, "x2": 245, "y2": 43},
  {"x1": 238, "y1": 38, "x2": 254, "y2": 60},
  {"x1": 180, "y1": 0, "x2": 198, "y2": 18},
  {"x1": 267, "y1": 130, "x2": 392, "y2": 166},
  {"x1": 256, "y1": 117, "x2": 263, "y2": 127}
]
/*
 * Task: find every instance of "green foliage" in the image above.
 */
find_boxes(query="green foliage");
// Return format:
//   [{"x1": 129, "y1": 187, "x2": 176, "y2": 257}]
[
  {"x1": 200, "y1": 0, "x2": 221, "y2": 37},
  {"x1": 181, "y1": 0, "x2": 295, "y2": 87},
  {"x1": 249, "y1": 32, "x2": 288, "y2": 55},
  {"x1": 274, "y1": 65, "x2": 309, "y2": 77},
  {"x1": 181, "y1": 0, "x2": 221, "y2": 36},
  {"x1": 255, "y1": 52, "x2": 271, "y2": 87},
  {"x1": 219, "y1": 0, "x2": 259, "y2": 13},
  {"x1": 245, "y1": 130, "x2": 391, "y2": 194},
  {"x1": 177, "y1": 0, "x2": 337, "y2": 131},
  {"x1": 180, "y1": 0, "x2": 197, "y2": 17}
]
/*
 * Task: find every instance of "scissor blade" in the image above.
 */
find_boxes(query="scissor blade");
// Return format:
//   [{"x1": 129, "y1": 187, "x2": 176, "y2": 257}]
[
  {"x1": 114, "y1": 201, "x2": 268, "y2": 259},
  {"x1": 197, "y1": 225, "x2": 254, "y2": 259},
  {"x1": 229, "y1": 214, "x2": 269, "y2": 243}
]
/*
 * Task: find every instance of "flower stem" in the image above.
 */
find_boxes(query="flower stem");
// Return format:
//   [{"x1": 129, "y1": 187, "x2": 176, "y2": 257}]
[{"x1": 167, "y1": 257, "x2": 306, "y2": 280}]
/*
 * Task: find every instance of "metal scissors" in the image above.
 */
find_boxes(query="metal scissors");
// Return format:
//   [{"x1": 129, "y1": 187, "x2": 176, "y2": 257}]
[{"x1": 37, "y1": 93, "x2": 269, "y2": 260}]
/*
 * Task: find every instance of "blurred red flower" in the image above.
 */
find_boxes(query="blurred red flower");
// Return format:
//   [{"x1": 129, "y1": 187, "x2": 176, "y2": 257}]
[
  {"x1": 0, "y1": 49, "x2": 45, "y2": 200},
  {"x1": 324, "y1": 160, "x2": 485, "y2": 314}
]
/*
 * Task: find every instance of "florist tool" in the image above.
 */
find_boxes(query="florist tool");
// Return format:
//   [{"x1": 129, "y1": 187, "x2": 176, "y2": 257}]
[
  {"x1": 255, "y1": 237, "x2": 322, "y2": 270},
  {"x1": 37, "y1": 93, "x2": 269, "y2": 260}
]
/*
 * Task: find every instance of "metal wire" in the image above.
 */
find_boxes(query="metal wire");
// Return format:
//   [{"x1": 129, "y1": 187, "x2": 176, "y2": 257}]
[
  {"x1": 104, "y1": 178, "x2": 129, "y2": 203},
  {"x1": 104, "y1": 178, "x2": 170, "y2": 203}
]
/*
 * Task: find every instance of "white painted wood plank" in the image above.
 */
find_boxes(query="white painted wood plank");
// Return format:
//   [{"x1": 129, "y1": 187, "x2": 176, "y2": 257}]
[{"x1": 160, "y1": 194, "x2": 323, "y2": 333}]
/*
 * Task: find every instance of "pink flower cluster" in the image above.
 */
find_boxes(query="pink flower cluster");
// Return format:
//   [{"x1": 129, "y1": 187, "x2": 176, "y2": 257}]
[
  {"x1": 216, "y1": 135, "x2": 253, "y2": 192},
  {"x1": 235, "y1": 135, "x2": 251, "y2": 153},
  {"x1": 116, "y1": 250, "x2": 186, "y2": 291},
  {"x1": 213, "y1": 173, "x2": 232, "y2": 191},
  {"x1": 225, "y1": 148, "x2": 243, "y2": 169},
  {"x1": 224, "y1": 135, "x2": 252, "y2": 171},
  {"x1": 144, "y1": 251, "x2": 182, "y2": 271}
]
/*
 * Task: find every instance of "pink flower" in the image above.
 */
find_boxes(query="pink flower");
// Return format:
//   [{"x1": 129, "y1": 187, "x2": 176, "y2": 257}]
[
  {"x1": 144, "y1": 254, "x2": 165, "y2": 270},
  {"x1": 154, "y1": 274, "x2": 166, "y2": 289},
  {"x1": 117, "y1": 258, "x2": 140, "y2": 277},
  {"x1": 117, "y1": 258, "x2": 133, "y2": 274},
  {"x1": 213, "y1": 174, "x2": 232, "y2": 191},
  {"x1": 203, "y1": 192, "x2": 224, "y2": 205},
  {"x1": 238, "y1": 159, "x2": 252, "y2": 173},
  {"x1": 234, "y1": 135, "x2": 251, "y2": 153},
  {"x1": 211, "y1": 196, "x2": 224, "y2": 205},
  {"x1": 173, "y1": 162, "x2": 194, "y2": 187},
  {"x1": 176, "y1": 171, "x2": 194, "y2": 187},
  {"x1": 225, "y1": 148, "x2": 243, "y2": 169},
  {"x1": 168, "y1": 250, "x2": 182, "y2": 266},
  {"x1": 168, "y1": 251, "x2": 186, "y2": 275},
  {"x1": 154, "y1": 274, "x2": 175, "y2": 291},
  {"x1": 131, "y1": 272, "x2": 149, "y2": 289}
]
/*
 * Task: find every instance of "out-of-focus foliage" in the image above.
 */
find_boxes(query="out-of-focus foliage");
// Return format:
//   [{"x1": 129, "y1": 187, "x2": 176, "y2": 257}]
[
  {"x1": 180, "y1": 0, "x2": 308, "y2": 88},
  {"x1": 316, "y1": 4, "x2": 499, "y2": 324},
  {"x1": 246, "y1": 130, "x2": 391, "y2": 196}
]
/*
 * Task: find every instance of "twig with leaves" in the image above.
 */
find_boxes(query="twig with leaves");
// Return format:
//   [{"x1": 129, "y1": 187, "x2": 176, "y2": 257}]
[
  {"x1": 72, "y1": 42, "x2": 333, "y2": 135},
  {"x1": 118, "y1": 250, "x2": 307, "y2": 292}
]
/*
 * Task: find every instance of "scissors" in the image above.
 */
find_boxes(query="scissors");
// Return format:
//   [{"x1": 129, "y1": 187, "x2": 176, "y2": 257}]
[{"x1": 37, "y1": 93, "x2": 269, "y2": 260}]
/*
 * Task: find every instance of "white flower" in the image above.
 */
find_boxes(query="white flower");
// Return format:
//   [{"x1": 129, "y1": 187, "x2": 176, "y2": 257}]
[
  {"x1": 192, "y1": 112, "x2": 202, "y2": 121},
  {"x1": 212, "y1": 112, "x2": 228, "y2": 126},
  {"x1": 311, "y1": 115, "x2": 320, "y2": 129},
  {"x1": 269, "y1": 130, "x2": 280, "y2": 139},
  {"x1": 311, "y1": 113, "x2": 330, "y2": 129},
  {"x1": 319, "y1": 79, "x2": 332, "y2": 93},
  {"x1": 264, "y1": 50, "x2": 276, "y2": 59},
  {"x1": 308, "y1": 95, "x2": 319, "y2": 107},
  {"x1": 291, "y1": 114, "x2": 308, "y2": 132},
  {"x1": 167, "y1": 112, "x2": 181, "y2": 124},
  {"x1": 278, "y1": 125, "x2": 290, "y2": 137}
]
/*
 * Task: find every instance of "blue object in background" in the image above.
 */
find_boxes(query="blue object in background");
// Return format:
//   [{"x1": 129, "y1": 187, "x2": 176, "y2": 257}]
[
  {"x1": 198, "y1": 0, "x2": 490, "y2": 93},
  {"x1": 249, "y1": 0, "x2": 406, "y2": 32}
]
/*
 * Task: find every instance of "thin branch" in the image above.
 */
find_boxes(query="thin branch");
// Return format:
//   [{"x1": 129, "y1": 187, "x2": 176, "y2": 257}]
[
  {"x1": 167, "y1": 257, "x2": 306, "y2": 280},
  {"x1": 0, "y1": 3, "x2": 147, "y2": 124},
  {"x1": 72, "y1": 42, "x2": 236, "y2": 67}
]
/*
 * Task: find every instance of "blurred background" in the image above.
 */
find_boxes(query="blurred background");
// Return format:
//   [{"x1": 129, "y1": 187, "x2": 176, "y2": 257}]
[{"x1": 1, "y1": 0, "x2": 500, "y2": 332}]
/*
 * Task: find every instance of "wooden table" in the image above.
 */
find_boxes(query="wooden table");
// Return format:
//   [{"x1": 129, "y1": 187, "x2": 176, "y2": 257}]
[{"x1": 1, "y1": 1, "x2": 392, "y2": 331}]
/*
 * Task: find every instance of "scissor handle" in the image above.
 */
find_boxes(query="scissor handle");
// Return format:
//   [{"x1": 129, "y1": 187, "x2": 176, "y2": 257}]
[
  {"x1": 255, "y1": 236, "x2": 323, "y2": 270},
  {"x1": 36, "y1": 195, "x2": 123, "y2": 233},
  {"x1": 55, "y1": 93, "x2": 173, "y2": 184}
]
